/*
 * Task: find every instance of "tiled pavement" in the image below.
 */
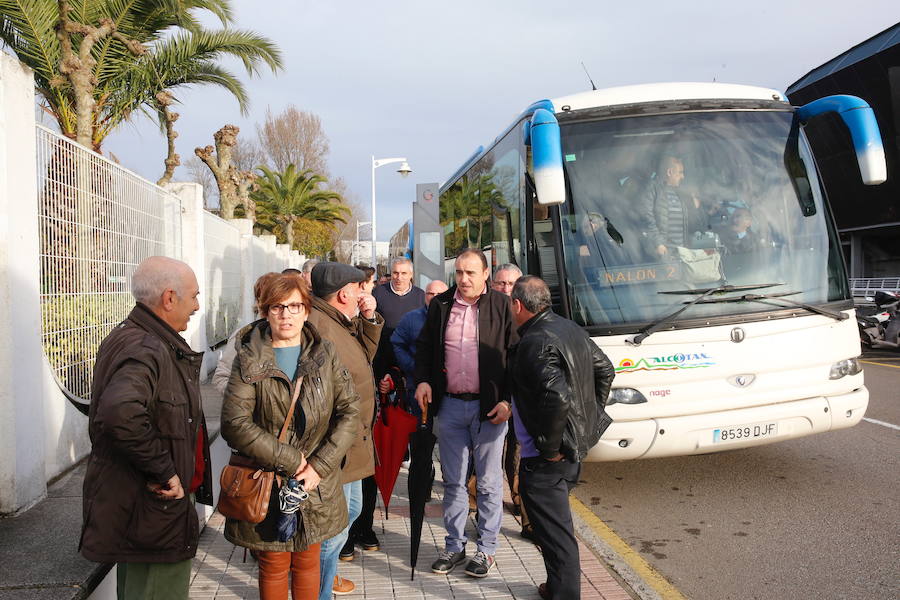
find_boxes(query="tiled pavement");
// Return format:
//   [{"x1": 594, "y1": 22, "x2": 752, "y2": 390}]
[{"x1": 189, "y1": 468, "x2": 635, "y2": 600}]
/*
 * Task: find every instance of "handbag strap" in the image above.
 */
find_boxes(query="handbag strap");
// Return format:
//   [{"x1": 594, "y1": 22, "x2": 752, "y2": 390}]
[{"x1": 277, "y1": 376, "x2": 304, "y2": 443}]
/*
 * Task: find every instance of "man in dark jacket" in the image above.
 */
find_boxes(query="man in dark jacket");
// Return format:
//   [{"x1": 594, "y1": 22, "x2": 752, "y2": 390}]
[
  {"x1": 415, "y1": 249, "x2": 515, "y2": 578},
  {"x1": 80, "y1": 256, "x2": 211, "y2": 600},
  {"x1": 508, "y1": 276, "x2": 615, "y2": 600}
]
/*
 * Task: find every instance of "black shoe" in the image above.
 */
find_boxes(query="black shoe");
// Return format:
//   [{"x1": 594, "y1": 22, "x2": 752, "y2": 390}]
[
  {"x1": 520, "y1": 526, "x2": 537, "y2": 544},
  {"x1": 339, "y1": 537, "x2": 355, "y2": 561},
  {"x1": 431, "y1": 550, "x2": 467, "y2": 574},
  {"x1": 357, "y1": 530, "x2": 380, "y2": 551},
  {"x1": 464, "y1": 551, "x2": 495, "y2": 578}
]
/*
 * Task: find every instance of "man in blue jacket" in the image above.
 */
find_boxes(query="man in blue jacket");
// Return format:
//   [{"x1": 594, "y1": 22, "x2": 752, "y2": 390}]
[{"x1": 388, "y1": 279, "x2": 448, "y2": 414}]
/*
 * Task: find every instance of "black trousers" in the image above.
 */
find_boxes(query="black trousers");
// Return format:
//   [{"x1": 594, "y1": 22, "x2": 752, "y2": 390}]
[
  {"x1": 519, "y1": 457, "x2": 581, "y2": 600},
  {"x1": 349, "y1": 475, "x2": 377, "y2": 538}
]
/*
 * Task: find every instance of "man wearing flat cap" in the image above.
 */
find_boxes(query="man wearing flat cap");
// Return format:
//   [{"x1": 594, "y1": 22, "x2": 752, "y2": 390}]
[{"x1": 306, "y1": 262, "x2": 384, "y2": 598}]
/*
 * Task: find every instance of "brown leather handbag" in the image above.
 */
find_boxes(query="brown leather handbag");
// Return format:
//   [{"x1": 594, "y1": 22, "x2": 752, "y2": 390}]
[{"x1": 217, "y1": 377, "x2": 304, "y2": 523}]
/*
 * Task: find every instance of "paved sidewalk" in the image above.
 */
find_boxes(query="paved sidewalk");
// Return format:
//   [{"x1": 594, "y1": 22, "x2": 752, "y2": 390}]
[{"x1": 189, "y1": 468, "x2": 635, "y2": 600}]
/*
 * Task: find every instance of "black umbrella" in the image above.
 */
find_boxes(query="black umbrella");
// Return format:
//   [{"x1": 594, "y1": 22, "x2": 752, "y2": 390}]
[{"x1": 407, "y1": 404, "x2": 437, "y2": 580}]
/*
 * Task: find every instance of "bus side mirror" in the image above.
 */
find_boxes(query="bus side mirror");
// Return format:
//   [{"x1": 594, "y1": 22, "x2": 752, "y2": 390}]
[
  {"x1": 529, "y1": 108, "x2": 566, "y2": 206},
  {"x1": 796, "y1": 95, "x2": 887, "y2": 185}
]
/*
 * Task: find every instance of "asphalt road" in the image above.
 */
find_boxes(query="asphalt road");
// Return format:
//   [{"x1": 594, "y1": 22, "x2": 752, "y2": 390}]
[{"x1": 575, "y1": 351, "x2": 900, "y2": 600}]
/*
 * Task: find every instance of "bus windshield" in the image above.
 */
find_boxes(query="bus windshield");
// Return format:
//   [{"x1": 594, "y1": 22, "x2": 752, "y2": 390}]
[{"x1": 559, "y1": 110, "x2": 849, "y2": 329}]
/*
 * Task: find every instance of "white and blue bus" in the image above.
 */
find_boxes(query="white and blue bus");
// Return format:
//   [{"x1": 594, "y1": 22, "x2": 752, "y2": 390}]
[{"x1": 434, "y1": 82, "x2": 885, "y2": 460}]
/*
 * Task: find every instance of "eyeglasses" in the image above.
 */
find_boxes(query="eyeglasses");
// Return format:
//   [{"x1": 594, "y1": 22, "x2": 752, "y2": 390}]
[{"x1": 269, "y1": 303, "x2": 305, "y2": 315}]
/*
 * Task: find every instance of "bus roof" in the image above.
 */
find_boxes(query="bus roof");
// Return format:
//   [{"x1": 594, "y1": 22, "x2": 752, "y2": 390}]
[
  {"x1": 549, "y1": 82, "x2": 786, "y2": 113},
  {"x1": 442, "y1": 82, "x2": 788, "y2": 191}
]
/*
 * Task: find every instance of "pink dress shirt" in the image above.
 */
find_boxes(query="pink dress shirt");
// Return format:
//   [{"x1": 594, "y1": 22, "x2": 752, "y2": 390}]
[{"x1": 444, "y1": 287, "x2": 483, "y2": 395}]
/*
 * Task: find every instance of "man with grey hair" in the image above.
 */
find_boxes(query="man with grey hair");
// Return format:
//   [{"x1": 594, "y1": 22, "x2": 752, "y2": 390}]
[
  {"x1": 491, "y1": 263, "x2": 522, "y2": 295},
  {"x1": 80, "y1": 256, "x2": 211, "y2": 600},
  {"x1": 300, "y1": 258, "x2": 320, "y2": 286},
  {"x1": 488, "y1": 262, "x2": 532, "y2": 542},
  {"x1": 508, "y1": 276, "x2": 614, "y2": 600}
]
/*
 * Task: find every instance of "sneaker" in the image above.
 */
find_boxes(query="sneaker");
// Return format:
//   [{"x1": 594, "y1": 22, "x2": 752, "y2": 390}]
[
  {"x1": 332, "y1": 575, "x2": 355, "y2": 595},
  {"x1": 464, "y1": 551, "x2": 495, "y2": 578},
  {"x1": 338, "y1": 537, "x2": 355, "y2": 562},
  {"x1": 357, "y1": 530, "x2": 380, "y2": 551},
  {"x1": 431, "y1": 549, "x2": 467, "y2": 574}
]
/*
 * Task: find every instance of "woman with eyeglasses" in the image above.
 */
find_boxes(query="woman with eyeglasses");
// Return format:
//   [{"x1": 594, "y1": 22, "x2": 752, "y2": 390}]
[{"x1": 221, "y1": 273, "x2": 360, "y2": 600}]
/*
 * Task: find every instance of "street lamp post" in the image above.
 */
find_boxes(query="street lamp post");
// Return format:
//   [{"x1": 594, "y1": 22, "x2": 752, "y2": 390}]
[
  {"x1": 371, "y1": 156, "x2": 412, "y2": 268},
  {"x1": 353, "y1": 220, "x2": 371, "y2": 266}
]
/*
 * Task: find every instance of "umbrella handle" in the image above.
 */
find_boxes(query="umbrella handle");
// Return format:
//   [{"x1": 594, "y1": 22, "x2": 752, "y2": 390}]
[{"x1": 421, "y1": 404, "x2": 428, "y2": 425}]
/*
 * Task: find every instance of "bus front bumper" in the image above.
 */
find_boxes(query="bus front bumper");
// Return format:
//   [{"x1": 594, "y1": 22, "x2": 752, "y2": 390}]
[{"x1": 584, "y1": 387, "x2": 868, "y2": 461}]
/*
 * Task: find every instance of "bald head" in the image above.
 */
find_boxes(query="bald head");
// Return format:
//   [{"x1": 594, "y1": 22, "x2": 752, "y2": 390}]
[
  {"x1": 132, "y1": 257, "x2": 199, "y2": 332},
  {"x1": 424, "y1": 279, "x2": 449, "y2": 306},
  {"x1": 132, "y1": 257, "x2": 191, "y2": 305}
]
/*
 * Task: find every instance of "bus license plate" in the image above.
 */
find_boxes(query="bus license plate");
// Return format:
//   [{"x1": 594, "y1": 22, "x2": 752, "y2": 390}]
[{"x1": 712, "y1": 422, "x2": 777, "y2": 443}]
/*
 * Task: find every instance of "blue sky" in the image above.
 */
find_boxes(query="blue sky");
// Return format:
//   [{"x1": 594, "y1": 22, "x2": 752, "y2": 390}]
[{"x1": 100, "y1": 1, "x2": 899, "y2": 240}]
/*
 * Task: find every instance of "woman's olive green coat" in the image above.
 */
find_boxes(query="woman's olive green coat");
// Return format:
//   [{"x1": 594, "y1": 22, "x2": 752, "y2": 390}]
[{"x1": 220, "y1": 320, "x2": 359, "y2": 551}]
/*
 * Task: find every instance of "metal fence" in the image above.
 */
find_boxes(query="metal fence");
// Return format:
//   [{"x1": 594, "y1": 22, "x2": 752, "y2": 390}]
[
  {"x1": 850, "y1": 277, "x2": 900, "y2": 297},
  {"x1": 203, "y1": 212, "x2": 243, "y2": 346},
  {"x1": 36, "y1": 125, "x2": 183, "y2": 402}
]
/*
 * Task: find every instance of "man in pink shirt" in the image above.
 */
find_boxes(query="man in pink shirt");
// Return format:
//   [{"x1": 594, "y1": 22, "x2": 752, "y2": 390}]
[{"x1": 415, "y1": 249, "x2": 516, "y2": 578}]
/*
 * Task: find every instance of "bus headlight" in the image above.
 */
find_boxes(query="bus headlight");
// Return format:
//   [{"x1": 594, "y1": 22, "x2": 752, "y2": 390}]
[
  {"x1": 607, "y1": 388, "x2": 648, "y2": 405},
  {"x1": 829, "y1": 358, "x2": 862, "y2": 380}
]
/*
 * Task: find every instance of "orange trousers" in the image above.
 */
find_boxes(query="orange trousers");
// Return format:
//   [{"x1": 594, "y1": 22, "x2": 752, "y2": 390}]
[{"x1": 256, "y1": 544, "x2": 321, "y2": 600}]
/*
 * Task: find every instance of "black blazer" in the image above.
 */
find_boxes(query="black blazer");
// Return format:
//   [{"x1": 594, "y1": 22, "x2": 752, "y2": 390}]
[{"x1": 414, "y1": 286, "x2": 516, "y2": 421}]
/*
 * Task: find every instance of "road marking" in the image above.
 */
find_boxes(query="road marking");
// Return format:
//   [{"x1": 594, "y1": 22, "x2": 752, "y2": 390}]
[
  {"x1": 861, "y1": 360, "x2": 900, "y2": 369},
  {"x1": 862, "y1": 417, "x2": 900, "y2": 431},
  {"x1": 570, "y1": 496, "x2": 688, "y2": 600}
]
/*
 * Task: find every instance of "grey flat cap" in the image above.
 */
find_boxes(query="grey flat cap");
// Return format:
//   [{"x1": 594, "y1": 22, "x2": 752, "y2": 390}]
[{"x1": 311, "y1": 262, "x2": 366, "y2": 297}]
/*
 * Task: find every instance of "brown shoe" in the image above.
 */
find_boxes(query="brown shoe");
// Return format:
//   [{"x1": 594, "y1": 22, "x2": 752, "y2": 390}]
[{"x1": 333, "y1": 575, "x2": 355, "y2": 595}]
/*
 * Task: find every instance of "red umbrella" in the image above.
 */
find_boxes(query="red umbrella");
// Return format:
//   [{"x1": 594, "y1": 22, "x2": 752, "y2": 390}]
[{"x1": 373, "y1": 389, "x2": 418, "y2": 515}]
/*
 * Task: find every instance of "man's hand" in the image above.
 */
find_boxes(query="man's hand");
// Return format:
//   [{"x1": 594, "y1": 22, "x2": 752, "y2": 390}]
[
  {"x1": 293, "y1": 453, "x2": 308, "y2": 478},
  {"x1": 147, "y1": 474, "x2": 184, "y2": 499},
  {"x1": 359, "y1": 295, "x2": 377, "y2": 319},
  {"x1": 656, "y1": 244, "x2": 668, "y2": 257},
  {"x1": 296, "y1": 463, "x2": 321, "y2": 490},
  {"x1": 379, "y1": 374, "x2": 394, "y2": 395},
  {"x1": 546, "y1": 452, "x2": 565, "y2": 462},
  {"x1": 415, "y1": 382, "x2": 432, "y2": 414},
  {"x1": 487, "y1": 400, "x2": 511, "y2": 424}
]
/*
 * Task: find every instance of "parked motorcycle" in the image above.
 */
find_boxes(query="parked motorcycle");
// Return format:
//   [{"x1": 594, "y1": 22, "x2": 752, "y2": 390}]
[{"x1": 856, "y1": 290, "x2": 900, "y2": 349}]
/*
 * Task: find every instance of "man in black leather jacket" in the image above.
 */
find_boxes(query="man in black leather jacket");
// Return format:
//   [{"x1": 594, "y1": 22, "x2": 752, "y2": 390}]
[{"x1": 508, "y1": 276, "x2": 615, "y2": 600}]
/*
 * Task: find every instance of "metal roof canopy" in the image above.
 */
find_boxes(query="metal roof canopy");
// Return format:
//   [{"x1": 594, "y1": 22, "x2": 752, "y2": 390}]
[{"x1": 787, "y1": 23, "x2": 900, "y2": 94}]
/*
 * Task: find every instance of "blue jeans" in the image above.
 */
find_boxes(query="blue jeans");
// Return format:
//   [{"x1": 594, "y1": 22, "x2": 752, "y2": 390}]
[
  {"x1": 318, "y1": 479, "x2": 362, "y2": 600},
  {"x1": 437, "y1": 395, "x2": 508, "y2": 556}
]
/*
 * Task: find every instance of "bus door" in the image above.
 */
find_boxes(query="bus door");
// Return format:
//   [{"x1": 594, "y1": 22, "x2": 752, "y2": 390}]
[{"x1": 525, "y1": 169, "x2": 571, "y2": 318}]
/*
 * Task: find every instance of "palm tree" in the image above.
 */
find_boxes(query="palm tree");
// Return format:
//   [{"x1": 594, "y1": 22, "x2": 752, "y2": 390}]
[
  {"x1": 253, "y1": 165, "x2": 349, "y2": 250},
  {"x1": 0, "y1": 0, "x2": 281, "y2": 151}
]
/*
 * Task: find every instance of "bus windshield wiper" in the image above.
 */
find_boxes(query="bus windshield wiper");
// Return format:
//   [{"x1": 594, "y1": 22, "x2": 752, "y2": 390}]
[
  {"x1": 629, "y1": 283, "x2": 782, "y2": 346},
  {"x1": 693, "y1": 291, "x2": 849, "y2": 321}
]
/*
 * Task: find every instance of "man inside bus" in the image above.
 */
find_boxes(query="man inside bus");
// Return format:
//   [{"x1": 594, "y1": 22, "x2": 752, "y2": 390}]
[
  {"x1": 641, "y1": 155, "x2": 707, "y2": 257},
  {"x1": 716, "y1": 207, "x2": 758, "y2": 254}
]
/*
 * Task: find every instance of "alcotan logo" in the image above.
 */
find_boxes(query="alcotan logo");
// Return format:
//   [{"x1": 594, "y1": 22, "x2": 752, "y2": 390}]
[{"x1": 616, "y1": 352, "x2": 715, "y2": 374}]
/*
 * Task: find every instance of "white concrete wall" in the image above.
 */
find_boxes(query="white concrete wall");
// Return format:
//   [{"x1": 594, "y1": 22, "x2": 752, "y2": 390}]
[
  {"x1": 0, "y1": 54, "x2": 312, "y2": 513},
  {"x1": 0, "y1": 54, "x2": 47, "y2": 514}
]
